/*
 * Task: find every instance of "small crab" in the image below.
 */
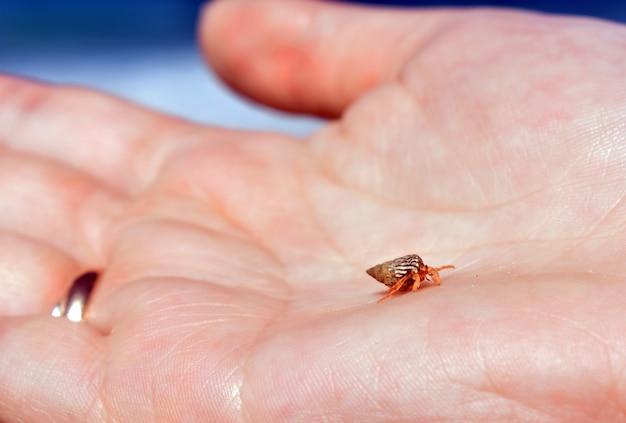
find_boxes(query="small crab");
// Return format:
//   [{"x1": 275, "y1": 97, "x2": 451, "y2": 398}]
[{"x1": 366, "y1": 254, "x2": 454, "y2": 303}]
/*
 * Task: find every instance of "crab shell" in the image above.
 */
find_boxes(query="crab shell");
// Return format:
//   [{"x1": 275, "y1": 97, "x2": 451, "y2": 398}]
[{"x1": 366, "y1": 254, "x2": 425, "y2": 288}]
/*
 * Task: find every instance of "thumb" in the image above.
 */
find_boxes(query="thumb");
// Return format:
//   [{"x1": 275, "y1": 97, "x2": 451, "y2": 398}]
[{"x1": 199, "y1": 0, "x2": 452, "y2": 118}]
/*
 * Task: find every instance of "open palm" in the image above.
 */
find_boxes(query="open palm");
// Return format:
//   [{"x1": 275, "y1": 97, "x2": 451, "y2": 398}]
[{"x1": 1, "y1": 0, "x2": 625, "y2": 421}]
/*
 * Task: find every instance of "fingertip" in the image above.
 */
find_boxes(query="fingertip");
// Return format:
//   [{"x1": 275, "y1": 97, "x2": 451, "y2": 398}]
[
  {"x1": 200, "y1": 0, "x2": 334, "y2": 114},
  {"x1": 199, "y1": 0, "x2": 451, "y2": 118}
]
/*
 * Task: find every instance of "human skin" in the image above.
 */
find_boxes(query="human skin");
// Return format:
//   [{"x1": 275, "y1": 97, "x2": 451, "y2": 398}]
[{"x1": 1, "y1": 0, "x2": 625, "y2": 421}]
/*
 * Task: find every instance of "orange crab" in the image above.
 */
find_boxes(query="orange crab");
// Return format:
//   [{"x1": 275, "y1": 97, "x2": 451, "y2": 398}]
[{"x1": 366, "y1": 254, "x2": 454, "y2": 303}]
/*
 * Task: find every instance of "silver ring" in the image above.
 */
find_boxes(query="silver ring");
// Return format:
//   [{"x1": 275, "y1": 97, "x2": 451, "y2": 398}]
[{"x1": 51, "y1": 271, "x2": 99, "y2": 323}]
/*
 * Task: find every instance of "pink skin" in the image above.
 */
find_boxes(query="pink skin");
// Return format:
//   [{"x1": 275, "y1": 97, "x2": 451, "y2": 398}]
[{"x1": 1, "y1": 0, "x2": 626, "y2": 421}]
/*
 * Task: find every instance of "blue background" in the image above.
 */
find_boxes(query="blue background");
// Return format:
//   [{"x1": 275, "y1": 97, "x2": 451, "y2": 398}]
[
  {"x1": 1, "y1": 1, "x2": 624, "y2": 135},
  {"x1": 353, "y1": 0, "x2": 626, "y2": 22}
]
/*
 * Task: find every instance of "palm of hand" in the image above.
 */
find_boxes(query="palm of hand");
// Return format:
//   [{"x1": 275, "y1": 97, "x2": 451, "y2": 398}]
[{"x1": 1, "y1": 3, "x2": 625, "y2": 421}]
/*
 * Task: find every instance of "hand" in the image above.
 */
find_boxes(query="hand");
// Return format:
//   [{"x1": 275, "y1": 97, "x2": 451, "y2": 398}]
[{"x1": 1, "y1": 0, "x2": 625, "y2": 421}]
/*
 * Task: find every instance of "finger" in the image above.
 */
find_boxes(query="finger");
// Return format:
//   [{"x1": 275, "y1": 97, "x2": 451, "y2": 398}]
[
  {"x1": 0, "y1": 153, "x2": 124, "y2": 259},
  {"x1": 0, "y1": 316, "x2": 105, "y2": 422},
  {"x1": 0, "y1": 75, "x2": 233, "y2": 195},
  {"x1": 200, "y1": 0, "x2": 454, "y2": 117},
  {"x1": 0, "y1": 233, "x2": 79, "y2": 316},
  {"x1": 0, "y1": 154, "x2": 125, "y2": 315}
]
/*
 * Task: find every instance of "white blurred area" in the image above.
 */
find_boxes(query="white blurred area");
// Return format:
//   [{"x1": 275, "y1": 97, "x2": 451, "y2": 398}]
[{"x1": 0, "y1": 44, "x2": 323, "y2": 136}]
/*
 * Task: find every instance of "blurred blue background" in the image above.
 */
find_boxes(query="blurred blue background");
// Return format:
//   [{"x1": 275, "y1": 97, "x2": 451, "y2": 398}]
[
  {"x1": 1, "y1": 0, "x2": 624, "y2": 136},
  {"x1": 355, "y1": 0, "x2": 626, "y2": 21}
]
